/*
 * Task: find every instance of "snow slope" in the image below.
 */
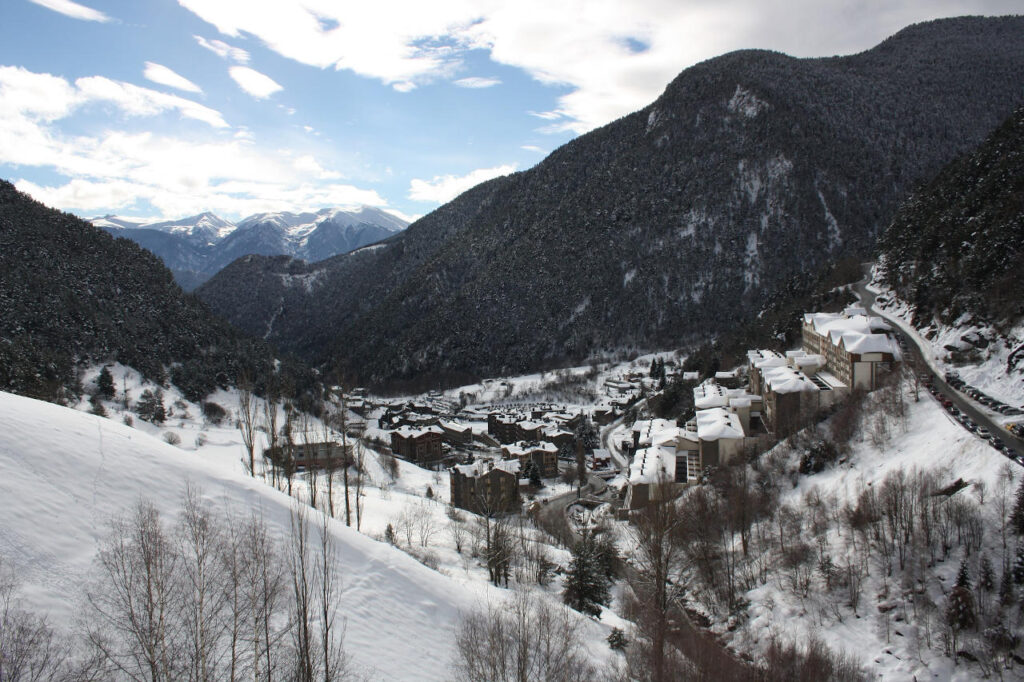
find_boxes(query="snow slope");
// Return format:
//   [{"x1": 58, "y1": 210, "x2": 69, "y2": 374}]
[{"x1": 0, "y1": 390, "x2": 479, "y2": 680}]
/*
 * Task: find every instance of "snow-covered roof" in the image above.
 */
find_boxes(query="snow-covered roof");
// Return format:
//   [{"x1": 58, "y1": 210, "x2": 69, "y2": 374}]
[
  {"x1": 805, "y1": 311, "x2": 891, "y2": 337},
  {"x1": 632, "y1": 418, "x2": 681, "y2": 448},
  {"x1": 747, "y1": 349, "x2": 787, "y2": 370},
  {"x1": 695, "y1": 408, "x2": 745, "y2": 441},
  {"x1": 693, "y1": 381, "x2": 758, "y2": 410},
  {"x1": 761, "y1": 365, "x2": 818, "y2": 395},
  {"x1": 392, "y1": 425, "x2": 443, "y2": 439},
  {"x1": 453, "y1": 458, "x2": 521, "y2": 478},
  {"x1": 502, "y1": 441, "x2": 558, "y2": 457},
  {"x1": 628, "y1": 445, "x2": 676, "y2": 485},
  {"x1": 792, "y1": 354, "x2": 826, "y2": 371},
  {"x1": 715, "y1": 370, "x2": 737, "y2": 379},
  {"x1": 682, "y1": 371, "x2": 700, "y2": 381},
  {"x1": 835, "y1": 331, "x2": 899, "y2": 355},
  {"x1": 438, "y1": 419, "x2": 471, "y2": 433},
  {"x1": 518, "y1": 420, "x2": 543, "y2": 431}
]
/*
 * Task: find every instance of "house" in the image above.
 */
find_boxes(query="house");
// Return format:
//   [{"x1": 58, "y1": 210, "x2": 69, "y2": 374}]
[
  {"x1": 591, "y1": 405, "x2": 620, "y2": 426},
  {"x1": 439, "y1": 419, "x2": 473, "y2": 445},
  {"x1": 265, "y1": 441, "x2": 351, "y2": 471},
  {"x1": 631, "y1": 418, "x2": 680, "y2": 452},
  {"x1": 694, "y1": 407, "x2": 747, "y2": 468},
  {"x1": 390, "y1": 425, "x2": 444, "y2": 465},
  {"x1": 449, "y1": 458, "x2": 521, "y2": 514},
  {"x1": 516, "y1": 420, "x2": 544, "y2": 442},
  {"x1": 541, "y1": 425, "x2": 575, "y2": 450},
  {"x1": 501, "y1": 440, "x2": 559, "y2": 478},
  {"x1": 487, "y1": 413, "x2": 521, "y2": 444}
]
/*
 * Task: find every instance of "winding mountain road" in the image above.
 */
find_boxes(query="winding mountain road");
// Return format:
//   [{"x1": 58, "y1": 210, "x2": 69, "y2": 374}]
[{"x1": 854, "y1": 273, "x2": 1024, "y2": 458}]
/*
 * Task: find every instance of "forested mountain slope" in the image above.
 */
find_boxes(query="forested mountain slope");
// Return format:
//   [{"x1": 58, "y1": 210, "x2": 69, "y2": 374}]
[
  {"x1": 0, "y1": 181, "x2": 315, "y2": 402},
  {"x1": 878, "y1": 105, "x2": 1024, "y2": 331},
  {"x1": 197, "y1": 16, "x2": 1024, "y2": 388}
]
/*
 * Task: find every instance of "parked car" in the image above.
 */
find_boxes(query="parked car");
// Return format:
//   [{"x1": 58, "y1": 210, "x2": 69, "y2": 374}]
[{"x1": 978, "y1": 427, "x2": 992, "y2": 440}]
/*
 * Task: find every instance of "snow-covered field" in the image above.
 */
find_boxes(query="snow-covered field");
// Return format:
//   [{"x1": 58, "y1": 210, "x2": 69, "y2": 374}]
[{"x1": 0, "y1": 363, "x2": 627, "y2": 679}]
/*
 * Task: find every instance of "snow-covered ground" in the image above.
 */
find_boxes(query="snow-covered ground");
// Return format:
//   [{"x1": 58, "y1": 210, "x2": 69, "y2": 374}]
[
  {"x1": 717, "y1": 389, "x2": 1021, "y2": 680},
  {"x1": 867, "y1": 275, "x2": 1024, "y2": 410},
  {"x1": 0, "y1": 371, "x2": 622, "y2": 679}
]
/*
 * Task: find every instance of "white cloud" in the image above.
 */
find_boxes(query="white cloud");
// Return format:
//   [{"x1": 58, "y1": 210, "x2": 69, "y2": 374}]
[
  {"x1": 0, "y1": 66, "x2": 227, "y2": 128},
  {"x1": 143, "y1": 62, "x2": 202, "y2": 94},
  {"x1": 392, "y1": 81, "x2": 416, "y2": 93},
  {"x1": 520, "y1": 145, "x2": 545, "y2": 153},
  {"x1": 229, "y1": 66, "x2": 283, "y2": 99},
  {"x1": 178, "y1": 0, "x2": 1018, "y2": 134},
  {"x1": 27, "y1": 0, "x2": 110, "y2": 22},
  {"x1": 293, "y1": 154, "x2": 342, "y2": 179},
  {"x1": 0, "y1": 66, "x2": 389, "y2": 220},
  {"x1": 194, "y1": 35, "x2": 250, "y2": 63},
  {"x1": 408, "y1": 163, "x2": 516, "y2": 204},
  {"x1": 454, "y1": 76, "x2": 501, "y2": 88}
]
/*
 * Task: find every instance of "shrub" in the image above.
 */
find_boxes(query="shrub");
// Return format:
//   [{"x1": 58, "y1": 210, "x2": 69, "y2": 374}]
[
  {"x1": 201, "y1": 401, "x2": 227, "y2": 425},
  {"x1": 162, "y1": 432, "x2": 182, "y2": 446}
]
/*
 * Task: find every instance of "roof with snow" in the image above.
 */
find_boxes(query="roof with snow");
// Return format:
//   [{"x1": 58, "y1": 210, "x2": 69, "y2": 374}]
[
  {"x1": 392, "y1": 425, "x2": 443, "y2": 439},
  {"x1": 452, "y1": 458, "x2": 521, "y2": 478},
  {"x1": 502, "y1": 441, "x2": 558, "y2": 457},
  {"x1": 632, "y1": 418, "x2": 681, "y2": 448},
  {"x1": 693, "y1": 381, "x2": 759, "y2": 410},
  {"x1": 695, "y1": 408, "x2": 745, "y2": 441},
  {"x1": 628, "y1": 445, "x2": 676, "y2": 485},
  {"x1": 438, "y1": 420, "x2": 471, "y2": 433},
  {"x1": 761, "y1": 365, "x2": 818, "y2": 395},
  {"x1": 748, "y1": 349, "x2": 787, "y2": 370}
]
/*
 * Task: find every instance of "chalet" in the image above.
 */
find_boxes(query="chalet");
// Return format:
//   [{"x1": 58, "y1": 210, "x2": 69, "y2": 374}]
[
  {"x1": 449, "y1": 458, "x2": 521, "y2": 514},
  {"x1": 501, "y1": 440, "x2": 559, "y2": 478},
  {"x1": 516, "y1": 420, "x2": 544, "y2": 442},
  {"x1": 541, "y1": 425, "x2": 575, "y2": 450},
  {"x1": 390, "y1": 425, "x2": 444, "y2": 465},
  {"x1": 591, "y1": 405, "x2": 620, "y2": 426}
]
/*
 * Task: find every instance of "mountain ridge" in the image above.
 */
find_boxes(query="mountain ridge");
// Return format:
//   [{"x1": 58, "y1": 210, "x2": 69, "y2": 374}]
[
  {"x1": 94, "y1": 205, "x2": 407, "y2": 290},
  {"x1": 193, "y1": 15, "x2": 1024, "y2": 388}
]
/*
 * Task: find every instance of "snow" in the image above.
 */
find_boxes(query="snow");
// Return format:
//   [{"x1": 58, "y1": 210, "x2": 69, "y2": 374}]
[
  {"x1": 727, "y1": 85, "x2": 768, "y2": 118},
  {"x1": 730, "y1": 394, "x2": 1018, "y2": 681},
  {"x1": 694, "y1": 407, "x2": 745, "y2": 440}
]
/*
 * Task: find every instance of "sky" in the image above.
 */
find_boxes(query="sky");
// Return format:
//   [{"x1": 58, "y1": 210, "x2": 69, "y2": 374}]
[{"x1": 0, "y1": 0, "x2": 1019, "y2": 224}]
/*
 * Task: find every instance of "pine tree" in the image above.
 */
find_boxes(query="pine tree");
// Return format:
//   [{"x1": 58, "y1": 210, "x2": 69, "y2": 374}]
[
  {"x1": 1000, "y1": 564, "x2": 1015, "y2": 606},
  {"x1": 563, "y1": 535, "x2": 609, "y2": 617},
  {"x1": 946, "y1": 558, "x2": 976, "y2": 634},
  {"x1": 979, "y1": 554, "x2": 996, "y2": 592},
  {"x1": 97, "y1": 365, "x2": 115, "y2": 399},
  {"x1": 607, "y1": 627, "x2": 628, "y2": 650},
  {"x1": 136, "y1": 388, "x2": 166, "y2": 424},
  {"x1": 1010, "y1": 480, "x2": 1024, "y2": 535},
  {"x1": 528, "y1": 461, "x2": 543, "y2": 488},
  {"x1": 1013, "y1": 544, "x2": 1024, "y2": 585},
  {"x1": 384, "y1": 523, "x2": 396, "y2": 545}
]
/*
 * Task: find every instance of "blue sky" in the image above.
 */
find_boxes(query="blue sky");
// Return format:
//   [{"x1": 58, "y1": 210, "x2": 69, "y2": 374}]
[{"x1": 1, "y1": 0, "x2": 1018, "y2": 223}]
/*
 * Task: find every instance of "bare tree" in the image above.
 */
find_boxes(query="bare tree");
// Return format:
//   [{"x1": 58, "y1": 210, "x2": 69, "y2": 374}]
[
  {"x1": 352, "y1": 443, "x2": 366, "y2": 532},
  {"x1": 86, "y1": 499, "x2": 180, "y2": 681},
  {"x1": 299, "y1": 412, "x2": 320, "y2": 511},
  {"x1": 627, "y1": 476, "x2": 684, "y2": 682},
  {"x1": 237, "y1": 375, "x2": 259, "y2": 478},
  {"x1": 450, "y1": 589, "x2": 595, "y2": 682},
  {"x1": 0, "y1": 555, "x2": 76, "y2": 682},
  {"x1": 261, "y1": 387, "x2": 281, "y2": 490},
  {"x1": 175, "y1": 486, "x2": 227, "y2": 682}
]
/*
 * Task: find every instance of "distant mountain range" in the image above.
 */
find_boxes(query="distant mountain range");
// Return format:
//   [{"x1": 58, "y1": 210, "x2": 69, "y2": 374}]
[
  {"x1": 93, "y1": 207, "x2": 408, "y2": 290},
  {"x1": 193, "y1": 16, "x2": 1024, "y2": 390}
]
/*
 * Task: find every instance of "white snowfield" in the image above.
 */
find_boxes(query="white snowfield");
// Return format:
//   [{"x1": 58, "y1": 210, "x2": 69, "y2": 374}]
[{"x1": 0, "y1": 390, "x2": 473, "y2": 681}]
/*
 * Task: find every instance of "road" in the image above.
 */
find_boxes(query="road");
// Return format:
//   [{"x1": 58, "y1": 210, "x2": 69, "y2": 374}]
[{"x1": 854, "y1": 273, "x2": 1024, "y2": 458}]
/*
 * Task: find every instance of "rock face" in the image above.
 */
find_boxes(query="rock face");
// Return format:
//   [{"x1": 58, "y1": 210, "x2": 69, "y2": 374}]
[
  {"x1": 95, "y1": 207, "x2": 406, "y2": 290},
  {"x1": 196, "y1": 16, "x2": 1024, "y2": 388}
]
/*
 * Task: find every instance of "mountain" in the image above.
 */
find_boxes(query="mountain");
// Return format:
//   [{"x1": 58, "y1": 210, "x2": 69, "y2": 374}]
[
  {"x1": 0, "y1": 180, "x2": 316, "y2": 403},
  {"x1": 195, "y1": 16, "x2": 1024, "y2": 389},
  {"x1": 95, "y1": 206, "x2": 407, "y2": 290},
  {"x1": 877, "y1": 104, "x2": 1024, "y2": 332}
]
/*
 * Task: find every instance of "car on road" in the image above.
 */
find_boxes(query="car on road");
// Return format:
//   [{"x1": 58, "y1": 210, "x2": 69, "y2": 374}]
[
  {"x1": 965, "y1": 421, "x2": 978, "y2": 433},
  {"x1": 978, "y1": 427, "x2": 992, "y2": 440}
]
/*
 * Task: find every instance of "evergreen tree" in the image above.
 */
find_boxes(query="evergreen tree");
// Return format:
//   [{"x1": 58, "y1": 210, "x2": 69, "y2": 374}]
[
  {"x1": 136, "y1": 388, "x2": 166, "y2": 424},
  {"x1": 1011, "y1": 480, "x2": 1024, "y2": 536},
  {"x1": 979, "y1": 554, "x2": 996, "y2": 592},
  {"x1": 384, "y1": 523, "x2": 396, "y2": 545},
  {"x1": 946, "y1": 558, "x2": 977, "y2": 633},
  {"x1": 97, "y1": 365, "x2": 115, "y2": 399},
  {"x1": 1000, "y1": 564, "x2": 1015, "y2": 606},
  {"x1": 607, "y1": 627, "x2": 628, "y2": 651},
  {"x1": 527, "y1": 460, "x2": 543, "y2": 488},
  {"x1": 563, "y1": 535, "x2": 609, "y2": 617},
  {"x1": 1013, "y1": 544, "x2": 1024, "y2": 585}
]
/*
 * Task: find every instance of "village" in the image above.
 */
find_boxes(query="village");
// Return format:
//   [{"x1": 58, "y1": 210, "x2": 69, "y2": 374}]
[{"x1": 279, "y1": 304, "x2": 904, "y2": 525}]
